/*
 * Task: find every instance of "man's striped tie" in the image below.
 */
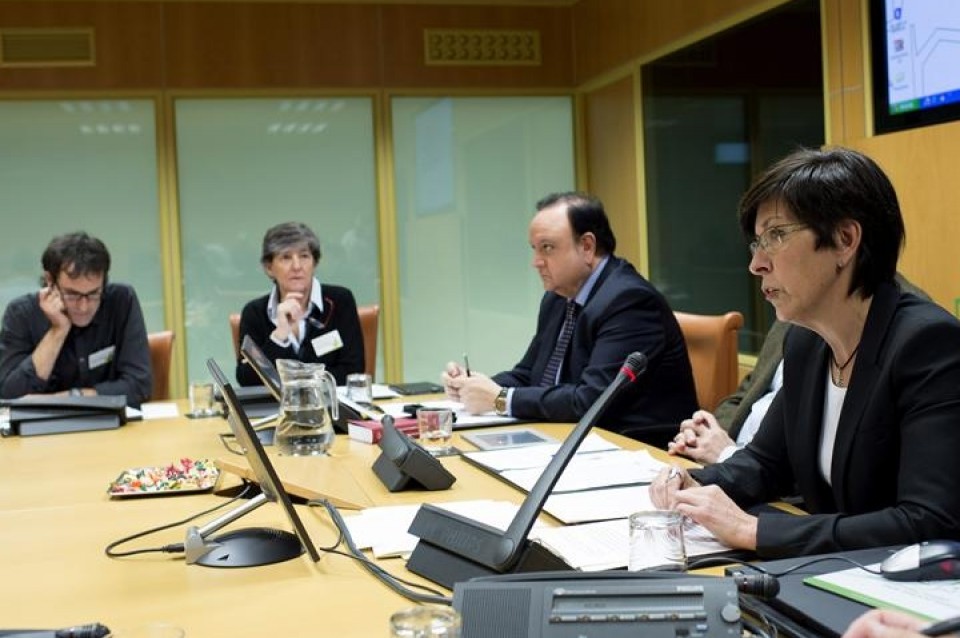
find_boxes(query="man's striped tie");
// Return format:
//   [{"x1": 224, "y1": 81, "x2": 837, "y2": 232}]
[{"x1": 540, "y1": 300, "x2": 579, "y2": 386}]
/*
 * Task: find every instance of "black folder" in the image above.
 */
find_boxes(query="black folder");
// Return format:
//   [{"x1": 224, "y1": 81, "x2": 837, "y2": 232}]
[
  {"x1": 214, "y1": 384, "x2": 279, "y2": 418},
  {"x1": 730, "y1": 547, "x2": 899, "y2": 638},
  {"x1": 3, "y1": 395, "x2": 127, "y2": 436}
]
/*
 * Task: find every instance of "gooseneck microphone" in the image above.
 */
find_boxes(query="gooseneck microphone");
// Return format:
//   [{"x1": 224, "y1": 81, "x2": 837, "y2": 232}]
[
  {"x1": 731, "y1": 572, "x2": 781, "y2": 599},
  {"x1": 406, "y1": 352, "x2": 648, "y2": 589}
]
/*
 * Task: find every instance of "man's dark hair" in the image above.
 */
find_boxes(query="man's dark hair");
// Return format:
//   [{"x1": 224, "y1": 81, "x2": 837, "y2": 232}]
[
  {"x1": 737, "y1": 147, "x2": 904, "y2": 297},
  {"x1": 536, "y1": 191, "x2": 617, "y2": 256},
  {"x1": 260, "y1": 222, "x2": 322, "y2": 265},
  {"x1": 41, "y1": 232, "x2": 111, "y2": 281}
]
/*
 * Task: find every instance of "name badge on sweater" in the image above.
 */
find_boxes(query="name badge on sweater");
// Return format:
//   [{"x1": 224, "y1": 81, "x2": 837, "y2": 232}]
[
  {"x1": 312, "y1": 330, "x2": 343, "y2": 357},
  {"x1": 88, "y1": 345, "x2": 116, "y2": 369}
]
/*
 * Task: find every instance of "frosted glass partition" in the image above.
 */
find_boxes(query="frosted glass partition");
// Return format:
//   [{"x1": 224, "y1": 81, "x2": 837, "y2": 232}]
[
  {"x1": 0, "y1": 99, "x2": 164, "y2": 331},
  {"x1": 175, "y1": 97, "x2": 380, "y2": 385},
  {"x1": 391, "y1": 96, "x2": 575, "y2": 382}
]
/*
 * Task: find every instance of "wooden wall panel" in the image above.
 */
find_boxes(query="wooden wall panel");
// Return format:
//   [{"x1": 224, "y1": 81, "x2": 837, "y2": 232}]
[
  {"x1": 571, "y1": 0, "x2": 791, "y2": 85},
  {"x1": 0, "y1": 1, "x2": 165, "y2": 89},
  {"x1": 582, "y1": 75, "x2": 641, "y2": 268},
  {"x1": 162, "y1": 3, "x2": 382, "y2": 88},
  {"x1": 378, "y1": 5, "x2": 572, "y2": 88},
  {"x1": 822, "y1": 0, "x2": 867, "y2": 143},
  {"x1": 0, "y1": 2, "x2": 574, "y2": 91},
  {"x1": 850, "y1": 123, "x2": 960, "y2": 314},
  {"x1": 822, "y1": 0, "x2": 957, "y2": 314}
]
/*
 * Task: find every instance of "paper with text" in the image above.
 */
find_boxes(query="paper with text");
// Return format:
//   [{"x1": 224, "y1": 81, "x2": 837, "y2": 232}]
[
  {"x1": 807, "y1": 564, "x2": 960, "y2": 621},
  {"x1": 501, "y1": 449, "x2": 667, "y2": 493},
  {"x1": 531, "y1": 517, "x2": 730, "y2": 571},
  {"x1": 462, "y1": 433, "x2": 620, "y2": 472}
]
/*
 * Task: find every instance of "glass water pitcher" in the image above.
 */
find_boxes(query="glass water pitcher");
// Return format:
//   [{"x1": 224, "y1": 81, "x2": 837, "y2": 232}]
[{"x1": 274, "y1": 359, "x2": 339, "y2": 456}]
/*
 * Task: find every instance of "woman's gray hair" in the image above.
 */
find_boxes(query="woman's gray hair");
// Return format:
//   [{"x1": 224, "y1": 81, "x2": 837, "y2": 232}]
[{"x1": 260, "y1": 222, "x2": 322, "y2": 265}]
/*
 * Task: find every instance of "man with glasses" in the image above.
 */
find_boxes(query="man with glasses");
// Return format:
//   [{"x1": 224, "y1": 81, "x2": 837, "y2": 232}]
[{"x1": 0, "y1": 232, "x2": 151, "y2": 406}]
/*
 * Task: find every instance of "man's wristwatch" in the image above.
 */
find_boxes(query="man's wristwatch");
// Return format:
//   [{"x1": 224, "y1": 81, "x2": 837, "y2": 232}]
[
  {"x1": 69, "y1": 388, "x2": 83, "y2": 397},
  {"x1": 494, "y1": 388, "x2": 508, "y2": 416}
]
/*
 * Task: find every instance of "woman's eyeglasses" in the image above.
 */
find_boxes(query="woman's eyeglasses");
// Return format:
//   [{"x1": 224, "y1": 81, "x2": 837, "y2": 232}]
[{"x1": 748, "y1": 223, "x2": 809, "y2": 256}]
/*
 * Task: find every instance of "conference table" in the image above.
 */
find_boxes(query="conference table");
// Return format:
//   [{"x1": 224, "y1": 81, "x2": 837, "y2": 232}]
[{"x1": 0, "y1": 400, "x2": 694, "y2": 636}]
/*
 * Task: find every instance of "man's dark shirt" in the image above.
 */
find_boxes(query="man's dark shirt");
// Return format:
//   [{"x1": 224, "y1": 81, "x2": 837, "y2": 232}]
[{"x1": 0, "y1": 283, "x2": 152, "y2": 407}]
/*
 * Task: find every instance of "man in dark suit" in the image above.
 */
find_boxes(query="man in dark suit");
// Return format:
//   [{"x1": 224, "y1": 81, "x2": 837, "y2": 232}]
[{"x1": 442, "y1": 192, "x2": 698, "y2": 444}]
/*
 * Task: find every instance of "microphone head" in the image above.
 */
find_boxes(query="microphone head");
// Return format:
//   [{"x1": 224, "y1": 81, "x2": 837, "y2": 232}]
[
  {"x1": 755, "y1": 573, "x2": 780, "y2": 599},
  {"x1": 624, "y1": 352, "x2": 648, "y2": 376},
  {"x1": 733, "y1": 572, "x2": 780, "y2": 599}
]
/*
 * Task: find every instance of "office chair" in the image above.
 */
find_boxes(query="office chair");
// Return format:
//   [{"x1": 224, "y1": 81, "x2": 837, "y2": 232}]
[
  {"x1": 357, "y1": 303, "x2": 380, "y2": 379},
  {"x1": 229, "y1": 312, "x2": 241, "y2": 360},
  {"x1": 674, "y1": 311, "x2": 744, "y2": 412},
  {"x1": 229, "y1": 305, "x2": 379, "y2": 378},
  {"x1": 147, "y1": 330, "x2": 175, "y2": 401}
]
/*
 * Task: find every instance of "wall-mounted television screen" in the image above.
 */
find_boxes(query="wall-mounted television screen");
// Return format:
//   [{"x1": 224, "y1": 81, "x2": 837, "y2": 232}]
[{"x1": 870, "y1": 0, "x2": 960, "y2": 135}]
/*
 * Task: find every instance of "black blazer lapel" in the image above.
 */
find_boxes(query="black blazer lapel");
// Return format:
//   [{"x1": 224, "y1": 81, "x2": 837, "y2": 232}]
[
  {"x1": 785, "y1": 328, "x2": 835, "y2": 511},
  {"x1": 829, "y1": 283, "x2": 901, "y2": 508}
]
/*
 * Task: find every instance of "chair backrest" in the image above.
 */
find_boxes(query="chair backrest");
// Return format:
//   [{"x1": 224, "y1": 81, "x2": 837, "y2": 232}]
[
  {"x1": 674, "y1": 311, "x2": 744, "y2": 412},
  {"x1": 229, "y1": 313, "x2": 241, "y2": 360},
  {"x1": 229, "y1": 305, "x2": 379, "y2": 378},
  {"x1": 357, "y1": 303, "x2": 380, "y2": 379},
  {"x1": 147, "y1": 330, "x2": 175, "y2": 401}
]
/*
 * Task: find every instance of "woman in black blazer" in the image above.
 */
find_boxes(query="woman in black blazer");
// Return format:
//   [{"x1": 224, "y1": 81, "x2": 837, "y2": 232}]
[
  {"x1": 651, "y1": 147, "x2": 960, "y2": 558},
  {"x1": 235, "y1": 222, "x2": 364, "y2": 386}
]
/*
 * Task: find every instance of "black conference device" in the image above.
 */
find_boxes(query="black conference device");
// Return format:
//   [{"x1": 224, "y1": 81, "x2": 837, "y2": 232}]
[
  {"x1": 184, "y1": 359, "x2": 322, "y2": 568},
  {"x1": 405, "y1": 351, "x2": 648, "y2": 589},
  {"x1": 372, "y1": 415, "x2": 457, "y2": 492}
]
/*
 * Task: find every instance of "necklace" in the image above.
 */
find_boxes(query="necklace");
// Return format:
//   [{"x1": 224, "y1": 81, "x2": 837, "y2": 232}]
[{"x1": 831, "y1": 343, "x2": 861, "y2": 387}]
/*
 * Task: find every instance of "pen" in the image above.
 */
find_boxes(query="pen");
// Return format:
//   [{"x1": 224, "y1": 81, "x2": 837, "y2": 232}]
[
  {"x1": 922, "y1": 615, "x2": 960, "y2": 637},
  {"x1": 463, "y1": 353, "x2": 472, "y2": 377}
]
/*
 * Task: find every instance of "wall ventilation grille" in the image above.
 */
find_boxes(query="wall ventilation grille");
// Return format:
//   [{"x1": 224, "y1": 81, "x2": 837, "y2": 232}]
[
  {"x1": 0, "y1": 29, "x2": 95, "y2": 67},
  {"x1": 424, "y1": 29, "x2": 540, "y2": 66}
]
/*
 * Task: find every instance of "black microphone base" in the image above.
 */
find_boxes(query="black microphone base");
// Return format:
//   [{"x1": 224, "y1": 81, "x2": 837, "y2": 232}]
[
  {"x1": 406, "y1": 537, "x2": 572, "y2": 590},
  {"x1": 193, "y1": 527, "x2": 304, "y2": 568}
]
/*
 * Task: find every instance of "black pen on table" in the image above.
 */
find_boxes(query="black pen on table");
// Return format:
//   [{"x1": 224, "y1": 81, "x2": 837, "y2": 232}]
[
  {"x1": 922, "y1": 615, "x2": 960, "y2": 637},
  {"x1": 463, "y1": 353, "x2": 472, "y2": 377}
]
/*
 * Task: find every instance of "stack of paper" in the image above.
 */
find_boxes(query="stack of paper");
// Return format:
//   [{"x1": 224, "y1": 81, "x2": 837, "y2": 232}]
[
  {"x1": 531, "y1": 517, "x2": 731, "y2": 571},
  {"x1": 807, "y1": 565, "x2": 960, "y2": 620},
  {"x1": 462, "y1": 434, "x2": 673, "y2": 524}
]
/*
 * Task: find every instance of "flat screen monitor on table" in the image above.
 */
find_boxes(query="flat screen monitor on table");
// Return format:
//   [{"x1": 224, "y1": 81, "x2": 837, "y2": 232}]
[{"x1": 186, "y1": 358, "x2": 321, "y2": 568}]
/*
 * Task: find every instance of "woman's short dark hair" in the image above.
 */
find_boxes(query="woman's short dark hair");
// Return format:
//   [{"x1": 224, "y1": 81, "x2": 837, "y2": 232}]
[
  {"x1": 41, "y1": 232, "x2": 111, "y2": 281},
  {"x1": 260, "y1": 222, "x2": 322, "y2": 265},
  {"x1": 737, "y1": 147, "x2": 904, "y2": 297},
  {"x1": 536, "y1": 191, "x2": 617, "y2": 256}
]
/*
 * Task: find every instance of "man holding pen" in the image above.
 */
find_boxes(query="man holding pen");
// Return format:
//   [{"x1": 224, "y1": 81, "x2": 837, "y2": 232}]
[{"x1": 442, "y1": 192, "x2": 697, "y2": 446}]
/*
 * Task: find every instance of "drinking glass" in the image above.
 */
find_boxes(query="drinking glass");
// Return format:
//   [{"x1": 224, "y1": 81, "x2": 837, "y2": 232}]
[
  {"x1": 346, "y1": 372, "x2": 373, "y2": 404},
  {"x1": 416, "y1": 408, "x2": 454, "y2": 455},
  {"x1": 627, "y1": 510, "x2": 687, "y2": 571},
  {"x1": 188, "y1": 382, "x2": 217, "y2": 417},
  {"x1": 389, "y1": 606, "x2": 461, "y2": 638}
]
